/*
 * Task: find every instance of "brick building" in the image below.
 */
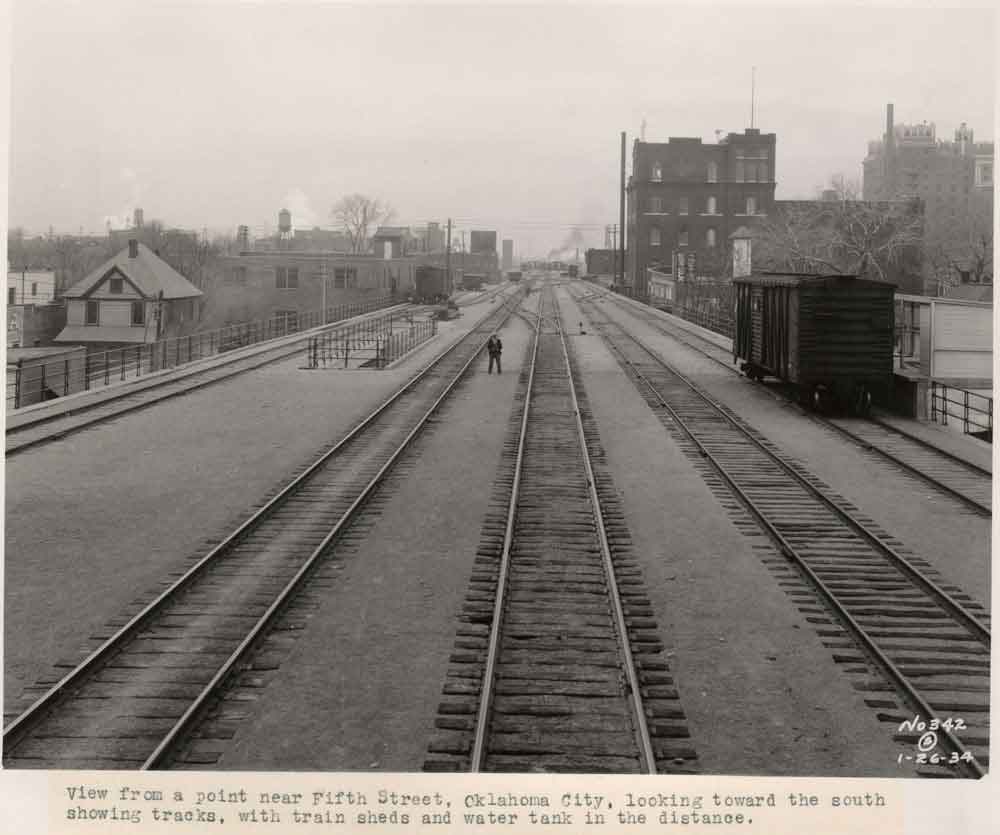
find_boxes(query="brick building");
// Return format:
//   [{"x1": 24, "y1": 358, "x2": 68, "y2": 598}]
[
  {"x1": 206, "y1": 251, "x2": 418, "y2": 329},
  {"x1": 627, "y1": 128, "x2": 777, "y2": 299},
  {"x1": 585, "y1": 248, "x2": 616, "y2": 277},
  {"x1": 863, "y1": 104, "x2": 994, "y2": 287}
]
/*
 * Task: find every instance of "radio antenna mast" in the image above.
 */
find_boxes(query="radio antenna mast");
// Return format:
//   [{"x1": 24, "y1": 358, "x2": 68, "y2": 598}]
[{"x1": 751, "y1": 66, "x2": 756, "y2": 129}]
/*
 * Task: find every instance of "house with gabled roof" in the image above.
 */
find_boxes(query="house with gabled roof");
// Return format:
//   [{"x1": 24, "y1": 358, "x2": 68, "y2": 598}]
[{"x1": 55, "y1": 239, "x2": 202, "y2": 349}]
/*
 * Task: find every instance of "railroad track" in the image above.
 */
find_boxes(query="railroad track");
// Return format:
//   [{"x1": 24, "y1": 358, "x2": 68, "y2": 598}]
[
  {"x1": 5, "y1": 304, "x2": 412, "y2": 458},
  {"x1": 2, "y1": 293, "x2": 523, "y2": 770},
  {"x1": 576, "y1": 296, "x2": 990, "y2": 779},
  {"x1": 425, "y1": 285, "x2": 697, "y2": 774},
  {"x1": 581, "y1": 287, "x2": 991, "y2": 518}
]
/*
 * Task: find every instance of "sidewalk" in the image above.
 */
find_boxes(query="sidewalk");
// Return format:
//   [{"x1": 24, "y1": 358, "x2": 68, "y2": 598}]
[{"x1": 6, "y1": 303, "x2": 410, "y2": 430}]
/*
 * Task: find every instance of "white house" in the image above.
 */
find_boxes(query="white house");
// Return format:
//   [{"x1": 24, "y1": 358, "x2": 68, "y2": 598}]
[{"x1": 55, "y1": 240, "x2": 202, "y2": 349}]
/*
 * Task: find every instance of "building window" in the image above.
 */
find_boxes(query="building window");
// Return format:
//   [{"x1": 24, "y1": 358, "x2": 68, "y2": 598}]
[
  {"x1": 131, "y1": 301, "x2": 145, "y2": 326},
  {"x1": 651, "y1": 162, "x2": 663, "y2": 182},
  {"x1": 109, "y1": 277, "x2": 124, "y2": 294},
  {"x1": 334, "y1": 267, "x2": 357, "y2": 289},
  {"x1": 678, "y1": 226, "x2": 689, "y2": 246},
  {"x1": 275, "y1": 267, "x2": 299, "y2": 289},
  {"x1": 706, "y1": 228, "x2": 717, "y2": 248},
  {"x1": 233, "y1": 266, "x2": 247, "y2": 286},
  {"x1": 707, "y1": 161, "x2": 718, "y2": 183},
  {"x1": 648, "y1": 196, "x2": 663, "y2": 213},
  {"x1": 706, "y1": 195, "x2": 717, "y2": 214},
  {"x1": 31, "y1": 282, "x2": 38, "y2": 297},
  {"x1": 735, "y1": 160, "x2": 745, "y2": 182},
  {"x1": 8, "y1": 287, "x2": 16, "y2": 305},
  {"x1": 678, "y1": 196, "x2": 689, "y2": 215},
  {"x1": 85, "y1": 300, "x2": 99, "y2": 325},
  {"x1": 649, "y1": 227, "x2": 662, "y2": 247},
  {"x1": 746, "y1": 196, "x2": 757, "y2": 215}
]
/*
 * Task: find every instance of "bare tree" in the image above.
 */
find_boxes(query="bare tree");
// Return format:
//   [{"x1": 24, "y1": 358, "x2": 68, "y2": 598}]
[
  {"x1": 331, "y1": 194, "x2": 394, "y2": 253},
  {"x1": 754, "y1": 183, "x2": 924, "y2": 285},
  {"x1": 926, "y1": 230, "x2": 993, "y2": 291}
]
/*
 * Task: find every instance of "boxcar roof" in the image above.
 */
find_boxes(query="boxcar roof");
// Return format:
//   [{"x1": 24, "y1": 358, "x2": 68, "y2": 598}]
[{"x1": 733, "y1": 271, "x2": 896, "y2": 290}]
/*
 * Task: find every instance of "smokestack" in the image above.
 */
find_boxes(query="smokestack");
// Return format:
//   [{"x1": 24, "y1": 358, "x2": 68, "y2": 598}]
[
  {"x1": 885, "y1": 103, "x2": 897, "y2": 197},
  {"x1": 128, "y1": 239, "x2": 139, "y2": 258}
]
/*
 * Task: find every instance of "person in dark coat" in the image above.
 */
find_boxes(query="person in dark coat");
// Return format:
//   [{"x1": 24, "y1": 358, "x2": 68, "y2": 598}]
[{"x1": 487, "y1": 334, "x2": 502, "y2": 375}]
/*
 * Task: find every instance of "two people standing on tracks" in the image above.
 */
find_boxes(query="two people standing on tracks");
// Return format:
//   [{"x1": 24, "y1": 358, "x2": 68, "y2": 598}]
[{"x1": 487, "y1": 334, "x2": 503, "y2": 375}]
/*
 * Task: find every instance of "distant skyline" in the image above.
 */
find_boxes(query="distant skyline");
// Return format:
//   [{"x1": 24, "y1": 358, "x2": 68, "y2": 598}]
[{"x1": 8, "y1": 2, "x2": 996, "y2": 256}]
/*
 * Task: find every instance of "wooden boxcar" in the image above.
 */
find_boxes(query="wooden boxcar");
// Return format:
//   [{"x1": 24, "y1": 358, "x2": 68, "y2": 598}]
[
  {"x1": 733, "y1": 272, "x2": 895, "y2": 413},
  {"x1": 414, "y1": 266, "x2": 450, "y2": 303}
]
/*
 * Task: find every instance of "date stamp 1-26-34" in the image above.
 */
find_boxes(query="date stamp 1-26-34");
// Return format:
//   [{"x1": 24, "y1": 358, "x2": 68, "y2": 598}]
[{"x1": 895, "y1": 715, "x2": 974, "y2": 767}]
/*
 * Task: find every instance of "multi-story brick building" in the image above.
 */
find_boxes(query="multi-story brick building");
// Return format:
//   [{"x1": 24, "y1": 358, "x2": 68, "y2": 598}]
[
  {"x1": 627, "y1": 128, "x2": 777, "y2": 299},
  {"x1": 863, "y1": 104, "x2": 994, "y2": 287}
]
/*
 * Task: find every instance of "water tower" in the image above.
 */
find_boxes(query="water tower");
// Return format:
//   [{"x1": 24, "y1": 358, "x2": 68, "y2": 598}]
[{"x1": 278, "y1": 208, "x2": 293, "y2": 249}]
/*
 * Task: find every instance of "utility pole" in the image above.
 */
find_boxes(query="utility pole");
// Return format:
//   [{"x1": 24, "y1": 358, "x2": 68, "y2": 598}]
[
  {"x1": 446, "y1": 219, "x2": 452, "y2": 293},
  {"x1": 619, "y1": 131, "x2": 627, "y2": 293},
  {"x1": 461, "y1": 230, "x2": 466, "y2": 280},
  {"x1": 320, "y1": 260, "x2": 329, "y2": 324},
  {"x1": 610, "y1": 227, "x2": 617, "y2": 284}
]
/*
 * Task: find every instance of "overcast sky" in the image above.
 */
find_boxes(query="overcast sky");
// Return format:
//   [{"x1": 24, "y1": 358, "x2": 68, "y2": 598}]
[{"x1": 8, "y1": 1, "x2": 996, "y2": 256}]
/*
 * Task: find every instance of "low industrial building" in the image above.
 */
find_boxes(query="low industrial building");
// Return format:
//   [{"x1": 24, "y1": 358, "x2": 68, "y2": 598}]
[{"x1": 205, "y1": 251, "x2": 420, "y2": 328}]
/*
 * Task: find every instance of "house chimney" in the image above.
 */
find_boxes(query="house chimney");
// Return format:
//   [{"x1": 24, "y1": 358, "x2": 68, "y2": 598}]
[{"x1": 128, "y1": 239, "x2": 139, "y2": 258}]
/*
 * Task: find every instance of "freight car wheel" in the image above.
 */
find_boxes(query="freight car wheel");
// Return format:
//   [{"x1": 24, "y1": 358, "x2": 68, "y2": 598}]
[
  {"x1": 808, "y1": 385, "x2": 832, "y2": 414},
  {"x1": 851, "y1": 385, "x2": 873, "y2": 417}
]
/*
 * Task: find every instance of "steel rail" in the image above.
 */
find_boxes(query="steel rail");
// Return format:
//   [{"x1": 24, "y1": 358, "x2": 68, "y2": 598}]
[
  {"x1": 583, "y1": 306, "x2": 990, "y2": 645},
  {"x1": 553, "y1": 303, "x2": 657, "y2": 773},
  {"x1": 5, "y1": 303, "x2": 414, "y2": 456},
  {"x1": 866, "y1": 414, "x2": 992, "y2": 477},
  {"x1": 579, "y1": 301, "x2": 986, "y2": 778},
  {"x1": 469, "y1": 292, "x2": 543, "y2": 771},
  {"x1": 818, "y1": 418, "x2": 990, "y2": 516},
  {"x1": 3, "y1": 293, "x2": 524, "y2": 759},
  {"x1": 585, "y1": 287, "x2": 992, "y2": 517},
  {"x1": 143, "y1": 298, "x2": 520, "y2": 768}
]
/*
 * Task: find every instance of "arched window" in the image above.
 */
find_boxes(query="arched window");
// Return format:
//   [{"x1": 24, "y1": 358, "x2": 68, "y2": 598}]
[
  {"x1": 678, "y1": 226, "x2": 689, "y2": 247},
  {"x1": 706, "y1": 228, "x2": 717, "y2": 248},
  {"x1": 651, "y1": 162, "x2": 663, "y2": 181},
  {"x1": 650, "y1": 227, "x2": 662, "y2": 246},
  {"x1": 706, "y1": 195, "x2": 717, "y2": 214},
  {"x1": 707, "y1": 161, "x2": 718, "y2": 183}
]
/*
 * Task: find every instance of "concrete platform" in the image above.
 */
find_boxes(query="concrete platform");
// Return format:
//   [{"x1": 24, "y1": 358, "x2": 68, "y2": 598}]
[
  {"x1": 6, "y1": 303, "x2": 411, "y2": 431},
  {"x1": 3, "y1": 292, "x2": 515, "y2": 714}
]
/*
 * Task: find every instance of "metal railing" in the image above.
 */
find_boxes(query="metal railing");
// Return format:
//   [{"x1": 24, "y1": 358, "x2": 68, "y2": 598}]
[
  {"x1": 930, "y1": 382, "x2": 993, "y2": 441},
  {"x1": 6, "y1": 295, "x2": 396, "y2": 410},
  {"x1": 672, "y1": 303, "x2": 735, "y2": 338},
  {"x1": 307, "y1": 315, "x2": 437, "y2": 370}
]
